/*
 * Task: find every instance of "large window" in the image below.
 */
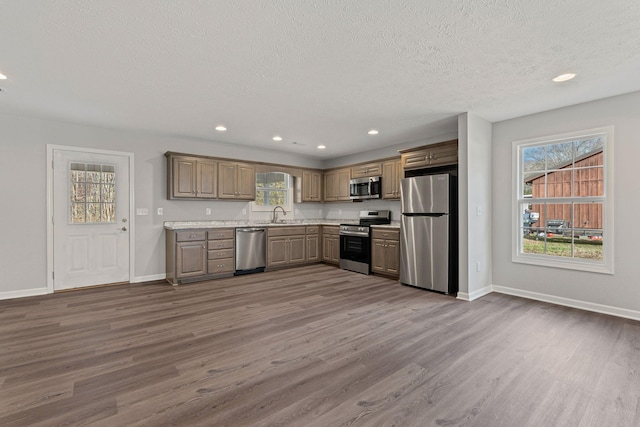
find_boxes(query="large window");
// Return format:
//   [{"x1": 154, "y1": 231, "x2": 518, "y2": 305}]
[
  {"x1": 513, "y1": 126, "x2": 613, "y2": 273},
  {"x1": 252, "y1": 172, "x2": 292, "y2": 211}
]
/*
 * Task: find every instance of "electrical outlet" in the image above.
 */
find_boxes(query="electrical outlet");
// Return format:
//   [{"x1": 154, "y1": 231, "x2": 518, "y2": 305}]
[
  {"x1": 157, "y1": 208, "x2": 163, "y2": 216},
  {"x1": 205, "y1": 208, "x2": 211, "y2": 215},
  {"x1": 242, "y1": 208, "x2": 247, "y2": 215},
  {"x1": 476, "y1": 206, "x2": 483, "y2": 216}
]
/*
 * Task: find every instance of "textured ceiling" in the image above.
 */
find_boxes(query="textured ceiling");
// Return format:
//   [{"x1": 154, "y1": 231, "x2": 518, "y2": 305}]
[{"x1": 1, "y1": 0, "x2": 639, "y2": 159}]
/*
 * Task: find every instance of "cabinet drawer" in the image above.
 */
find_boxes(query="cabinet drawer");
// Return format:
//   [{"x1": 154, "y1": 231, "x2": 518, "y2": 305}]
[
  {"x1": 207, "y1": 239, "x2": 234, "y2": 250},
  {"x1": 268, "y1": 226, "x2": 306, "y2": 237},
  {"x1": 322, "y1": 225, "x2": 340, "y2": 235},
  {"x1": 306, "y1": 226, "x2": 319, "y2": 234},
  {"x1": 207, "y1": 258, "x2": 235, "y2": 274},
  {"x1": 176, "y1": 230, "x2": 207, "y2": 242},
  {"x1": 208, "y1": 249, "x2": 234, "y2": 260},
  {"x1": 371, "y1": 229, "x2": 400, "y2": 240},
  {"x1": 208, "y1": 229, "x2": 234, "y2": 240}
]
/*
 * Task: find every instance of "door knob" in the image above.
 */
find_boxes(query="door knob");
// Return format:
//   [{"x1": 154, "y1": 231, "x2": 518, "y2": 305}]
[
  {"x1": 122, "y1": 218, "x2": 128, "y2": 223},
  {"x1": 121, "y1": 226, "x2": 128, "y2": 231}
]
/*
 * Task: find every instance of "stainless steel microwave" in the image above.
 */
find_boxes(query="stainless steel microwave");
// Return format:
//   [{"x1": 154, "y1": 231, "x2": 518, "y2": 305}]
[{"x1": 349, "y1": 176, "x2": 382, "y2": 200}]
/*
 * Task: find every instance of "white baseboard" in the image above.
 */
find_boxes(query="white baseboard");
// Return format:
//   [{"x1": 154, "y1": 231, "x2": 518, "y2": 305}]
[
  {"x1": 133, "y1": 274, "x2": 166, "y2": 283},
  {"x1": 492, "y1": 285, "x2": 640, "y2": 322},
  {"x1": 456, "y1": 285, "x2": 493, "y2": 302},
  {"x1": 0, "y1": 287, "x2": 49, "y2": 301}
]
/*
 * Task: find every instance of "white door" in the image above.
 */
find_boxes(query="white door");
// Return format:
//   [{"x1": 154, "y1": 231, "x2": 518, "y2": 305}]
[{"x1": 52, "y1": 148, "x2": 131, "y2": 290}]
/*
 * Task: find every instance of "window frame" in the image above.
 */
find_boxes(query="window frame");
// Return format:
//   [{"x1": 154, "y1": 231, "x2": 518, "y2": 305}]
[
  {"x1": 512, "y1": 126, "x2": 614, "y2": 274},
  {"x1": 251, "y1": 172, "x2": 293, "y2": 212}
]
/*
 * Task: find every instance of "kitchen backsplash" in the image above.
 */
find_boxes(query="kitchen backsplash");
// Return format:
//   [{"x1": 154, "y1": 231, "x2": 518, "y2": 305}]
[{"x1": 152, "y1": 199, "x2": 401, "y2": 225}]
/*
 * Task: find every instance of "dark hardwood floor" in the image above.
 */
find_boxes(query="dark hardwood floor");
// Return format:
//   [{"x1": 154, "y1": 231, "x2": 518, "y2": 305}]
[{"x1": 1, "y1": 264, "x2": 639, "y2": 426}]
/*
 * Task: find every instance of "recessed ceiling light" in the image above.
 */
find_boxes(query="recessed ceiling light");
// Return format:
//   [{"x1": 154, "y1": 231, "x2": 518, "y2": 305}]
[
  {"x1": 273, "y1": 136, "x2": 282, "y2": 141},
  {"x1": 215, "y1": 125, "x2": 227, "y2": 131},
  {"x1": 368, "y1": 129, "x2": 379, "y2": 135},
  {"x1": 0, "y1": 72, "x2": 6, "y2": 80},
  {"x1": 552, "y1": 73, "x2": 577, "y2": 83},
  {"x1": 317, "y1": 145, "x2": 326, "y2": 150}
]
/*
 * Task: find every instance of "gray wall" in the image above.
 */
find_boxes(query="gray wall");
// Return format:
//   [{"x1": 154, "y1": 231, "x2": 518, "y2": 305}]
[
  {"x1": 458, "y1": 113, "x2": 493, "y2": 300},
  {"x1": 491, "y1": 90, "x2": 640, "y2": 316},
  {"x1": 0, "y1": 113, "x2": 327, "y2": 295}
]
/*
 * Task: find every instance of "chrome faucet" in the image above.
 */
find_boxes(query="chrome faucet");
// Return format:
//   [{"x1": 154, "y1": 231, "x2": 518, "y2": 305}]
[{"x1": 272, "y1": 205, "x2": 286, "y2": 223}]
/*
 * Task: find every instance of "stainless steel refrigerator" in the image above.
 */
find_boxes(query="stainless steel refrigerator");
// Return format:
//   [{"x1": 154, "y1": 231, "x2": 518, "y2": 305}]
[{"x1": 399, "y1": 174, "x2": 457, "y2": 294}]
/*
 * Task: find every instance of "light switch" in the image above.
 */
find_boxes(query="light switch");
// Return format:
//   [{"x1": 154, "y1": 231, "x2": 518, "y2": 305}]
[
  {"x1": 157, "y1": 208, "x2": 163, "y2": 216},
  {"x1": 205, "y1": 208, "x2": 211, "y2": 215},
  {"x1": 242, "y1": 208, "x2": 247, "y2": 215},
  {"x1": 136, "y1": 208, "x2": 148, "y2": 216},
  {"x1": 476, "y1": 206, "x2": 483, "y2": 216}
]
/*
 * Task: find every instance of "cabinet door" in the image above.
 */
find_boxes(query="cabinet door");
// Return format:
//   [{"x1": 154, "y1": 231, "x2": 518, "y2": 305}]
[
  {"x1": 197, "y1": 159, "x2": 217, "y2": 199},
  {"x1": 176, "y1": 241, "x2": 207, "y2": 278},
  {"x1": 429, "y1": 142, "x2": 458, "y2": 166},
  {"x1": 171, "y1": 157, "x2": 197, "y2": 198},
  {"x1": 402, "y1": 149, "x2": 430, "y2": 170},
  {"x1": 385, "y1": 240, "x2": 400, "y2": 276},
  {"x1": 267, "y1": 237, "x2": 288, "y2": 267},
  {"x1": 324, "y1": 171, "x2": 337, "y2": 201},
  {"x1": 288, "y1": 236, "x2": 306, "y2": 264},
  {"x1": 371, "y1": 238, "x2": 386, "y2": 273},
  {"x1": 336, "y1": 169, "x2": 351, "y2": 201},
  {"x1": 322, "y1": 234, "x2": 334, "y2": 262},
  {"x1": 331, "y1": 236, "x2": 341, "y2": 263},
  {"x1": 382, "y1": 160, "x2": 402, "y2": 199},
  {"x1": 218, "y1": 162, "x2": 238, "y2": 199},
  {"x1": 306, "y1": 234, "x2": 320, "y2": 262},
  {"x1": 303, "y1": 170, "x2": 323, "y2": 202},
  {"x1": 236, "y1": 163, "x2": 256, "y2": 200}
]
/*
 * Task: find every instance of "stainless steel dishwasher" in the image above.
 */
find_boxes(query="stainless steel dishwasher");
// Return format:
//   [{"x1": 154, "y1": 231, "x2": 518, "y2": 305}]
[{"x1": 235, "y1": 227, "x2": 267, "y2": 274}]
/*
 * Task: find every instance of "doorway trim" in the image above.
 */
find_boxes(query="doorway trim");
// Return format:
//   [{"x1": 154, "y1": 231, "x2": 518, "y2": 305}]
[{"x1": 46, "y1": 144, "x2": 135, "y2": 293}]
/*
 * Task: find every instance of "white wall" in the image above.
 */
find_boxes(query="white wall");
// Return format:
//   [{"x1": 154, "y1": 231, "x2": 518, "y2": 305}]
[
  {"x1": 457, "y1": 113, "x2": 493, "y2": 300},
  {"x1": 0, "y1": 113, "x2": 324, "y2": 295},
  {"x1": 492, "y1": 90, "x2": 640, "y2": 317}
]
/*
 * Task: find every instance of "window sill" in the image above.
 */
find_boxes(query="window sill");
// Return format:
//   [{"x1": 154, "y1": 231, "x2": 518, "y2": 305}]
[{"x1": 512, "y1": 253, "x2": 613, "y2": 275}]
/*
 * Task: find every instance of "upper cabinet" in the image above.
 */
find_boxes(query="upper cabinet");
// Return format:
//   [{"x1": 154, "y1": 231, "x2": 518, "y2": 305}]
[
  {"x1": 323, "y1": 168, "x2": 350, "y2": 202},
  {"x1": 400, "y1": 139, "x2": 458, "y2": 171},
  {"x1": 382, "y1": 158, "x2": 403, "y2": 199},
  {"x1": 302, "y1": 169, "x2": 323, "y2": 202},
  {"x1": 218, "y1": 161, "x2": 256, "y2": 200},
  {"x1": 166, "y1": 154, "x2": 217, "y2": 200},
  {"x1": 350, "y1": 162, "x2": 382, "y2": 179}
]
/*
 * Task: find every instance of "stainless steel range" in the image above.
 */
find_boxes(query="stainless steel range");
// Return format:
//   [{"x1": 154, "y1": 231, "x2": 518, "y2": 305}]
[{"x1": 339, "y1": 210, "x2": 391, "y2": 274}]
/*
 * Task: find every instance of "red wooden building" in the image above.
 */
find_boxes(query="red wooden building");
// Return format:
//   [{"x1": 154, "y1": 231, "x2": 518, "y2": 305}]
[{"x1": 526, "y1": 148, "x2": 603, "y2": 233}]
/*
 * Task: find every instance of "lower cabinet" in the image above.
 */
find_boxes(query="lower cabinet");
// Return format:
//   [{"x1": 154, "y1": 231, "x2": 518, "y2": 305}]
[
  {"x1": 371, "y1": 228, "x2": 400, "y2": 277},
  {"x1": 166, "y1": 228, "x2": 235, "y2": 285},
  {"x1": 266, "y1": 226, "x2": 323, "y2": 268},
  {"x1": 321, "y1": 225, "x2": 340, "y2": 265},
  {"x1": 267, "y1": 227, "x2": 307, "y2": 268},
  {"x1": 306, "y1": 227, "x2": 320, "y2": 263},
  {"x1": 176, "y1": 240, "x2": 207, "y2": 278}
]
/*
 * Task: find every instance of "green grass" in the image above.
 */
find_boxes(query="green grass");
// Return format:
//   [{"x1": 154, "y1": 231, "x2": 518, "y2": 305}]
[{"x1": 523, "y1": 236, "x2": 603, "y2": 260}]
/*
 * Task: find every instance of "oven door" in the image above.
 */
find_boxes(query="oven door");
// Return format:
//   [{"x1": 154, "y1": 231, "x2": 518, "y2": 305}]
[{"x1": 339, "y1": 233, "x2": 370, "y2": 264}]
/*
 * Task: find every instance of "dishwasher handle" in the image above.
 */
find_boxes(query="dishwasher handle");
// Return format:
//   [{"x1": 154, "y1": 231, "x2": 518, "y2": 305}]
[{"x1": 236, "y1": 228, "x2": 266, "y2": 233}]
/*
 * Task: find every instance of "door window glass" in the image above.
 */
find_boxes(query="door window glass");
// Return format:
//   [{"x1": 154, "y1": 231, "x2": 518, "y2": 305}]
[{"x1": 70, "y1": 163, "x2": 116, "y2": 223}]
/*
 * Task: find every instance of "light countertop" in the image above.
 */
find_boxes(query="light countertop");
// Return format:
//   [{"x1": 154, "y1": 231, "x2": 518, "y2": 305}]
[{"x1": 164, "y1": 219, "x2": 400, "y2": 230}]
